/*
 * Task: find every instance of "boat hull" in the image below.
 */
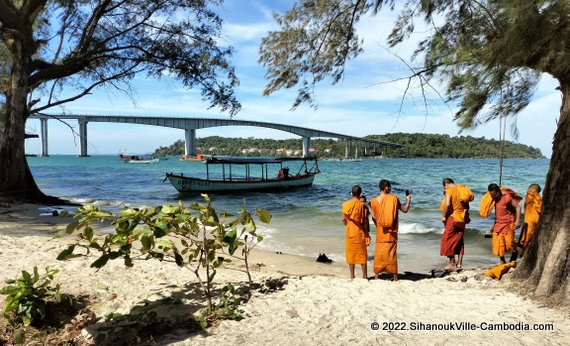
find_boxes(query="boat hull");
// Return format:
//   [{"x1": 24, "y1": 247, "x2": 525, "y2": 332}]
[
  {"x1": 127, "y1": 158, "x2": 159, "y2": 164},
  {"x1": 166, "y1": 173, "x2": 316, "y2": 192}
]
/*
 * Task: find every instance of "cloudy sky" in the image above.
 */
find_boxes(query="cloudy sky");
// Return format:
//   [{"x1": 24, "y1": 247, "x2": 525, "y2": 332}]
[{"x1": 25, "y1": 0, "x2": 560, "y2": 157}]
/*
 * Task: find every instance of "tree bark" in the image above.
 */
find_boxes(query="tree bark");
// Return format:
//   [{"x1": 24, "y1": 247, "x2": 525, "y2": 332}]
[
  {"x1": 515, "y1": 81, "x2": 570, "y2": 303},
  {"x1": 0, "y1": 36, "x2": 57, "y2": 203}
]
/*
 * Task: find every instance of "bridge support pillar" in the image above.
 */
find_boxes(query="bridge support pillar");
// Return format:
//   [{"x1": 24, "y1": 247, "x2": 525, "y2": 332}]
[
  {"x1": 78, "y1": 119, "x2": 89, "y2": 157},
  {"x1": 185, "y1": 129, "x2": 196, "y2": 156},
  {"x1": 302, "y1": 136, "x2": 311, "y2": 157},
  {"x1": 40, "y1": 118, "x2": 49, "y2": 157},
  {"x1": 345, "y1": 140, "x2": 352, "y2": 158}
]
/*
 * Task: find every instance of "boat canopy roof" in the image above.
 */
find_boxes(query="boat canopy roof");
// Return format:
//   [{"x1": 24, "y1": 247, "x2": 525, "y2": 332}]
[{"x1": 205, "y1": 156, "x2": 317, "y2": 164}]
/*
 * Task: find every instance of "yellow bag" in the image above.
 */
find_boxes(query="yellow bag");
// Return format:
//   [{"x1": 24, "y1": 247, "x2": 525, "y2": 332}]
[
  {"x1": 457, "y1": 184, "x2": 474, "y2": 203},
  {"x1": 479, "y1": 192, "x2": 495, "y2": 218}
]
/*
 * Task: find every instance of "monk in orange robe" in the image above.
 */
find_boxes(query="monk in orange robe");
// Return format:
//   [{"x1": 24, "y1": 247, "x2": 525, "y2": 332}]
[
  {"x1": 519, "y1": 184, "x2": 542, "y2": 257},
  {"x1": 370, "y1": 179, "x2": 411, "y2": 281},
  {"x1": 342, "y1": 185, "x2": 369, "y2": 279},
  {"x1": 439, "y1": 178, "x2": 474, "y2": 271},
  {"x1": 486, "y1": 183, "x2": 522, "y2": 264}
]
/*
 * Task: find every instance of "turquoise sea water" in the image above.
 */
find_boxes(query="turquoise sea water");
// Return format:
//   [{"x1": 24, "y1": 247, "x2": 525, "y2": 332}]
[{"x1": 28, "y1": 156, "x2": 549, "y2": 273}]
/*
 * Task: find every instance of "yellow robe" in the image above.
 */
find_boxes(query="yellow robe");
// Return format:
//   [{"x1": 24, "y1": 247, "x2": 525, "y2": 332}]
[
  {"x1": 370, "y1": 194, "x2": 399, "y2": 274},
  {"x1": 520, "y1": 191, "x2": 542, "y2": 249},
  {"x1": 480, "y1": 186, "x2": 521, "y2": 218},
  {"x1": 342, "y1": 198, "x2": 368, "y2": 264},
  {"x1": 440, "y1": 184, "x2": 473, "y2": 225},
  {"x1": 485, "y1": 261, "x2": 516, "y2": 280}
]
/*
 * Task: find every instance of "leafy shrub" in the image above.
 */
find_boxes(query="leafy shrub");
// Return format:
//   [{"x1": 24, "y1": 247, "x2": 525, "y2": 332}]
[
  {"x1": 1, "y1": 267, "x2": 72, "y2": 327},
  {"x1": 58, "y1": 196, "x2": 270, "y2": 313}
]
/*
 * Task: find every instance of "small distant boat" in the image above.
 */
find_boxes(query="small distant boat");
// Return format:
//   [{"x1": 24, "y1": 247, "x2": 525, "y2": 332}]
[
  {"x1": 165, "y1": 157, "x2": 320, "y2": 193},
  {"x1": 119, "y1": 154, "x2": 159, "y2": 164},
  {"x1": 127, "y1": 158, "x2": 159, "y2": 164},
  {"x1": 179, "y1": 154, "x2": 207, "y2": 162},
  {"x1": 322, "y1": 157, "x2": 362, "y2": 162}
]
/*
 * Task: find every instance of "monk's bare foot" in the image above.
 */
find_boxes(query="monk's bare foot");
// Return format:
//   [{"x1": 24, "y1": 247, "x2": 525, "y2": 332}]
[
  {"x1": 443, "y1": 264, "x2": 456, "y2": 271},
  {"x1": 374, "y1": 274, "x2": 379, "y2": 280},
  {"x1": 393, "y1": 276, "x2": 399, "y2": 282},
  {"x1": 495, "y1": 261, "x2": 506, "y2": 266}
]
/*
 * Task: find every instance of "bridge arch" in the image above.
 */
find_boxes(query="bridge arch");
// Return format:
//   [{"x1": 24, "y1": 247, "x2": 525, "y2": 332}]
[{"x1": 28, "y1": 114, "x2": 403, "y2": 157}]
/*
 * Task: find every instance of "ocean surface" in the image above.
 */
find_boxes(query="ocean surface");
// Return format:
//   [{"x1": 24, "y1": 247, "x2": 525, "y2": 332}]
[{"x1": 28, "y1": 156, "x2": 550, "y2": 273}]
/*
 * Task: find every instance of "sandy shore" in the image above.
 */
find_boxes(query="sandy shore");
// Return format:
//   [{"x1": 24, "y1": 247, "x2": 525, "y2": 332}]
[{"x1": 1, "y1": 202, "x2": 569, "y2": 345}]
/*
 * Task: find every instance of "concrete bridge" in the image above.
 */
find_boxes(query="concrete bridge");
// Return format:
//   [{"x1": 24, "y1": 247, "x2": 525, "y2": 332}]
[{"x1": 27, "y1": 114, "x2": 403, "y2": 157}]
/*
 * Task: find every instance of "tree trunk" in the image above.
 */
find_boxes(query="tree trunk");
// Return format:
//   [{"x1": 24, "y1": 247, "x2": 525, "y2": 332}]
[
  {"x1": 0, "y1": 39, "x2": 57, "y2": 203},
  {"x1": 514, "y1": 81, "x2": 570, "y2": 303}
]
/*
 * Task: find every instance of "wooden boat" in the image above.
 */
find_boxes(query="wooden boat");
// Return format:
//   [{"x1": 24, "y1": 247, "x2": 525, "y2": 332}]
[
  {"x1": 165, "y1": 157, "x2": 320, "y2": 193},
  {"x1": 179, "y1": 153, "x2": 206, "y2": 162},
  {"x1": 119, "y1": 154, "x2": 159, "y2": 164},
  {"x1": 127, "y1": 158, "x2": 159, "y2": 164}
]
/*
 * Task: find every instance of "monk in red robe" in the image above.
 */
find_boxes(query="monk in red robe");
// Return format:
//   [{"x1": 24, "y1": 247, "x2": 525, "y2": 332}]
[
  {"x1": 370, "y1": 179, "x2": 411, "y2": 281},
  {"x1": 440, "y1": 178, "x2": 474, "y2": 271},
  {"x1": 519, "y1": 184, "x2": 542, "y2": 257},
  {"x1": 342, "y1": 185, "x2": 369, "y2": 279},
  {"x1": 487, "y1": 183, "x2": 522, "y2": 264}
]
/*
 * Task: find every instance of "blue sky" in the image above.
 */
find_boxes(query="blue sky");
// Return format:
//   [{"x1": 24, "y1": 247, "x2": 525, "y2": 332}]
[{"x1": 25, "y1": 0, "x2": 559, "y2": 157}]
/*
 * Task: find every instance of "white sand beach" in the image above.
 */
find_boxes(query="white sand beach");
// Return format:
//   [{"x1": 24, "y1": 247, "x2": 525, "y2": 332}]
[{"x1": 1, "y1": 203, "x2": 569, "y2": 345}]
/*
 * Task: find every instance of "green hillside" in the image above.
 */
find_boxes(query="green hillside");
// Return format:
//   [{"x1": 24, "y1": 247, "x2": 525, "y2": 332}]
[{"x1": 154, "y1": 133, "x2": 544, "y2": 159}]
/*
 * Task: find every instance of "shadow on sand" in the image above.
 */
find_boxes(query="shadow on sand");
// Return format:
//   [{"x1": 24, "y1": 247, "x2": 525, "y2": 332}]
[{"x1": 371, "y1": 270, "x2": 452, "y2": 281}]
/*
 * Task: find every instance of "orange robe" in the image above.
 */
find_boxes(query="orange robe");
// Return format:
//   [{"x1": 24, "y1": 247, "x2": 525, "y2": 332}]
[
  {"x1": 519, "y1": 191, "x2": 542, "y2": 249},
  {"x1": 440, "y1": 185, "x2": 472, "y2": 257},
  {"x1": 479, "y1": 187, "x2": 521, "y2": 257},
  {"x1": 370, "y1": 194, "x2": 400, "y2": 274},
  {"x1": 492, "y1": 193, "x2": 517, "y2": 256},
  {"x1": 342, "y1": 198, "x2": 368, "y2": 264},
  {"x1": 485, "y1": 261, "x2": 517, "y2": 280}
]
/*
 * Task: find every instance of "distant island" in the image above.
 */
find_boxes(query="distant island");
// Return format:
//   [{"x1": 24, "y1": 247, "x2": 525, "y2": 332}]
[{"x1": 154, "y1": 133, "x2": 545, "y2": 159}]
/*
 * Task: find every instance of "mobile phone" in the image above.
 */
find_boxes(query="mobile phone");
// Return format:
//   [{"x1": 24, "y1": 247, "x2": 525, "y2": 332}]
[{"x1": 405, "y1": 189, "x2": 410, "y2": 196}]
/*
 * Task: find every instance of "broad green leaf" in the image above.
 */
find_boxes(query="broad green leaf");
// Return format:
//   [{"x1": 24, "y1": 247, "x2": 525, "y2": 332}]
[
  {"x1": 255, "y1": 209, "x2": 272, "y2": 223},
  {"x1": 84, "y1": 226, "x2": 94, "y2": 241},
  {"x1": 66, "y1": 221, "x2": 79, "y2": 234},
  {"x1": 141, "y1": 235, "x2": 153, "y2": 250},
  {"x1": 156, "y1": 239, "x2": 175, "y2": 249},
  {"x1": 21, "y1": 270, "x2": 32, "y2": 283},
  {"x1": 14, "y1": 328, "x2": 25, "y2": 344},
  {"x1": 166, "y1": 205, "x2": 182, "y2": 214}
]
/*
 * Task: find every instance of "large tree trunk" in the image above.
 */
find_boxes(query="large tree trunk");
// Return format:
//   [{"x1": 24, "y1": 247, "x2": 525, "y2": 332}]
[
  {"x1": 0, "y1": 39, "x2": 57, "y2": 203},
  {"x1": 515, "y1": 81, "x2": 570, "y2": 303}
]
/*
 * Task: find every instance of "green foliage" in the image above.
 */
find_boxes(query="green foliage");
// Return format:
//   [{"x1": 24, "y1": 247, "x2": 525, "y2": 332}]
[
  {"x1": 201, "y1": 284, "x2": 247, "y2": 323},
  {"x1": 58, "y1": 196, "x2": 270, "y2": 312},
  {"x1": 0, "y1": 267, "x2": 71, "y2": 327},
  {"x1": 0, "y1": 0, "x2": 239, "y2": 116},
  {"x1": 154, "y1": 133, "x2": 544, "y2": 159},
  {"x1": 259, "y1": 0, "x2": 570, "y2": 131},
  {"x1": 259, "y1": 0, "x2": 372, "y2": 109}
]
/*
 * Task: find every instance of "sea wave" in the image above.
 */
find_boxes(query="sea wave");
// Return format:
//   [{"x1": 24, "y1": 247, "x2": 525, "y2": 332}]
[{"x1": 397, "y1": 222, "x2": 442, "y2": 235}]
